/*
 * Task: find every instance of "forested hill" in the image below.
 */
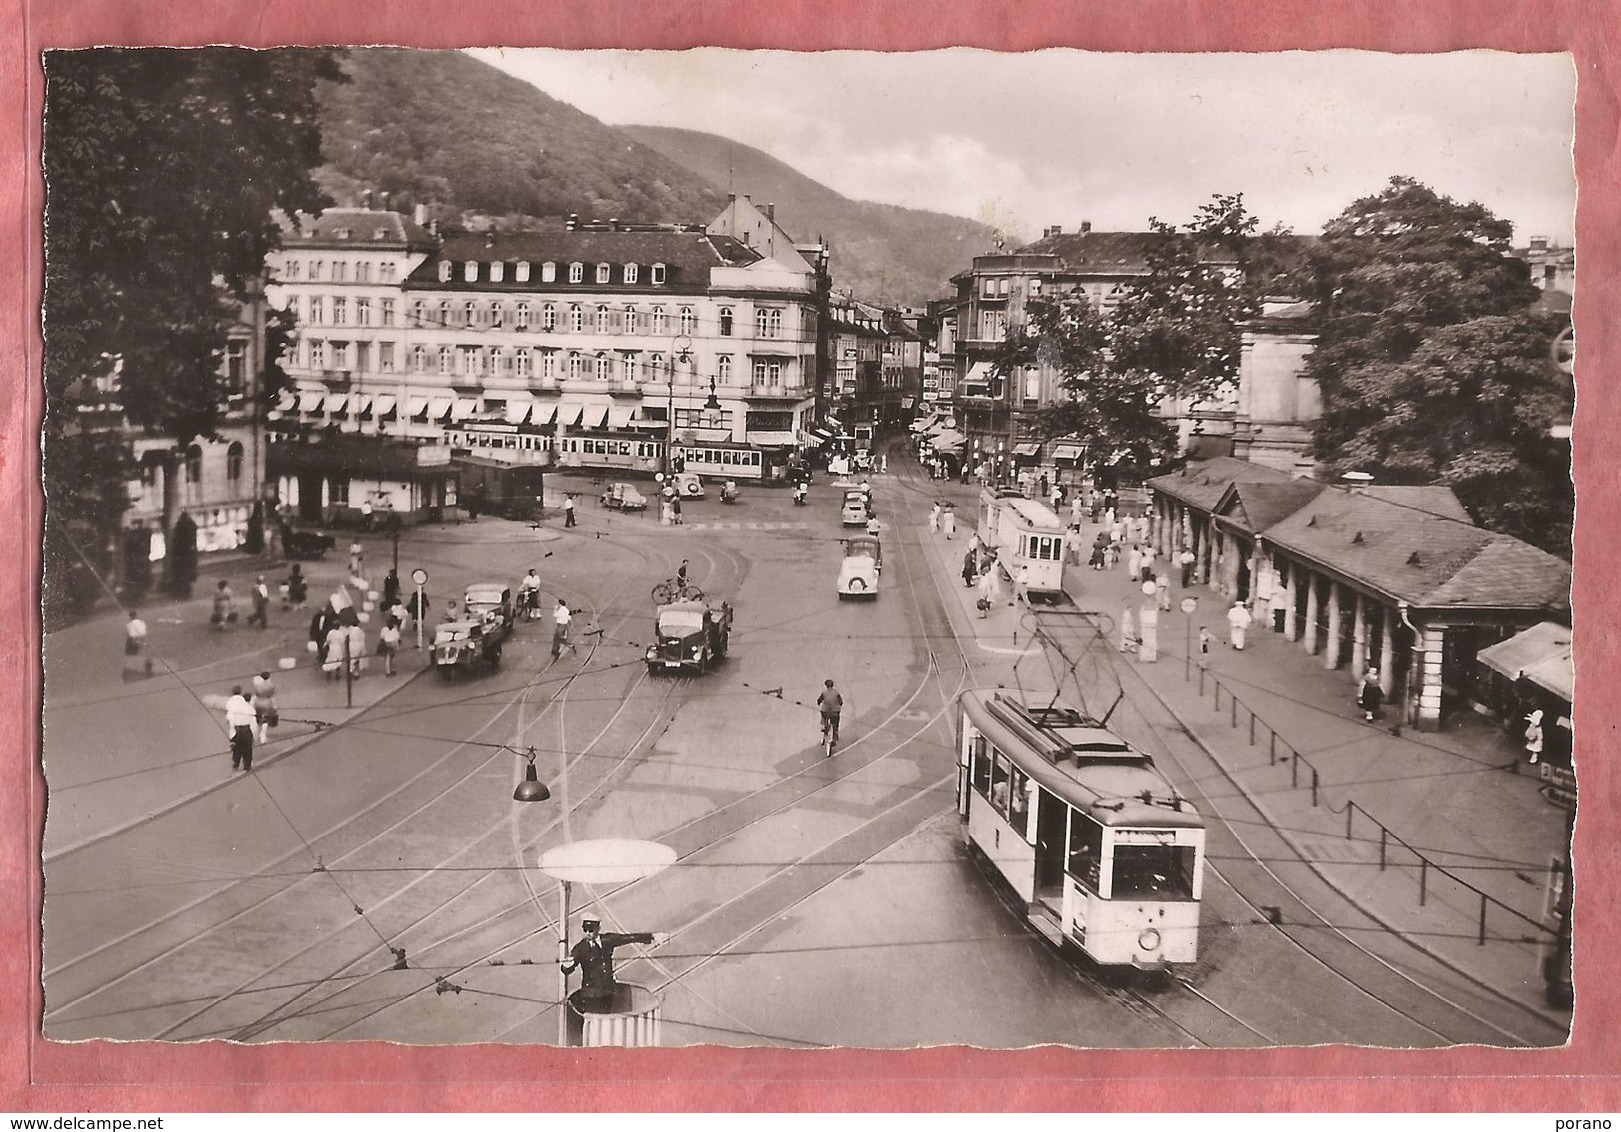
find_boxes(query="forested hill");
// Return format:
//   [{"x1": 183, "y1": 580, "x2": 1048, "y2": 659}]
[
  {"x1": 313, "y1": 49, "x2": 991, "y2": 307},
  {"x1": 315, "y1": 49, "x2": 726, "y2": 225},
  {"x1": 623, "y1": 124, "x2": 998, "y2": 306}
]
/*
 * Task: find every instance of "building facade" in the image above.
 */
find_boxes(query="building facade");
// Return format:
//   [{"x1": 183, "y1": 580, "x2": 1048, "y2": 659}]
[{"x1": 264, "y1": 207, "x2": 824, "y2": 506}]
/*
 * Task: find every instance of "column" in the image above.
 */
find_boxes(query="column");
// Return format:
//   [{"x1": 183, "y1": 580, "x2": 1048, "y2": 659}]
[
  {"x1": 1324, "y1": 580, "x2": 1344, "y2": 669},
  {"x1": 1415, "y1": 624, "x2": 1445, "y2": 730},
  {"x1": 1200, "y1": 519, "x2": 1214, "y2": 585},
  {"x1": 1350, "y1": 590, "x2": 1368, "y2": 680},
  {"x1": 1379, "y1": 605, "x2": 1397, "y2": 701},
  {"x1": 1302, "y1": 570, "x2": 1320, "y2": 654},
  {"x1": 1280, "y1": 559, "x2": 1298, "y2": 640}
]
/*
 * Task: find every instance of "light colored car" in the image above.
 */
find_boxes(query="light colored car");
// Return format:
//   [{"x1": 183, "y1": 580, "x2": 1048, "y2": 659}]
[
  {"x1": 671, "y1": 472, "x2": 705, "y2": 498},
  {"x1": 838, "y1": 539, "x2": 880, "y2": 598},
  {"x1": 601, "y1": 482, "x2": 648, "y2": 511},
  {"x1": 841, "y1": 495, "x2": 869, "y2": 526}
]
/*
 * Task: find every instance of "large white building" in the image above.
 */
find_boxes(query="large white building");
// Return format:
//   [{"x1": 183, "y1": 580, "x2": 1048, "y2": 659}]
[{"x1": 264, "y1": 207, "x2": 823, "y2": 503}]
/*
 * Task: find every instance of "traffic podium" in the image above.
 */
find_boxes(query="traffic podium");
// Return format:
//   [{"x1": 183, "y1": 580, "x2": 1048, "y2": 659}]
[{"x1": 566, "y1": 983, "x2": 663, "y2": 1047}]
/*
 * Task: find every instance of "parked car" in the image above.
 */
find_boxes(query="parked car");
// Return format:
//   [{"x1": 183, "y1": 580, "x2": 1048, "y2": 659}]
[
  {"x1": 838, "y1": 537, "x2": 881, "y2": 599},
  {"x1": 671, "y1": 472, "x2": 705, "y2": 499},
  {"x1": 281, "y1": 524, "x2": 335, "y2": 560},
  {"x1": 601, "y1": 482, "x2": 649, "y2": 512}
]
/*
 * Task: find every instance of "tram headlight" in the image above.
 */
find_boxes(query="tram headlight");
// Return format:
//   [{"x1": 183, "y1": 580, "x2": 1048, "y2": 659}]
[{"x1": 1138, "y1": 928, "x2": 1162, "y2": 952}]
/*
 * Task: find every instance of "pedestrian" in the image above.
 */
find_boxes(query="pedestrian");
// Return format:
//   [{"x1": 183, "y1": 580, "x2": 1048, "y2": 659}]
[
  {"x1": 391, "y1": 599, "x2": 411, "y2": 638},
  {"x1": 345, "y1": 621, "x2": 367, "y2": 678},
  {"x1": 323, "y1": 622, "x2": 348, "y2": 679},
  {"x1": 671, "y1": 496, "x2": 683, "y2": 525},
  {"x1": 248, "y1": 574, "x2": 271, "y2": 629},
  {"x1": 1126, "y1": 544, "x2": 1142, "y2": 582},
  {"x1": 1198, "y1": 627, "x2": 1212, "y2": 670},
  {"x1": 225, "y1": 685, "x2": 256, "y2": 772},
  {"x1": 928, "y1": 502, "x2": 941, "y2": 534},
  {"x1": 1179, "y1": 547, "x2": 1197, "y2": 588},
  {"x1": 661, "y1": 498, "x2": 674, "y2": 526},
  {"x1": 1038, "y1": 474, "x2": 1049, "y2": 500},
  {"x1": 962, "y1": 548, "x2": 979, "y2": 588},
  {"x1": 880, "y1": 453, "x2": 889, "y2": 474},
  {"x1": 1050, "y1": 484, "x2": 1063, "y2": 514},
  {"x1": 1119, "y1": 607, "x2": 1138, "y2": 654},
  {"x1": 211, "y1": 579, "x2": 236, "y2": 630},
  {"x1": 124, "y1": 609, "x2": 147, "y2": 660},
  {"x1": 251, "y1": 670, "x2": 278, "y2": 744},
  {"x1": 968, "y1": 531, "x2": 981, "y2": 557},
  {"x1": 1070, "y1": 497, "x2": 1085, "y2": 528},
  {"x1": 348, "y1": 540, "x2": 365, "y2": 581},
  {"x1": 1357, "y1": 669, "x2": 1384, "y2": 722},
  {"x1": 1524, "y1": 709, "x2": 1545, "y2": 765},
  {"x1": 551, "y1": 599, "x2": 573, "y2": 658},
  {"x1": 1141, "y1": 544, "x2": 1157, "y2": 583},
  {"x1": 676, "y1": 559, "x2": 690, "y2": 593},
  {"x1": 309, "y1": 608, "x2": 329, "y2": 663},
  {"x1": 1013, "y1": 563, "x2": 1032, "y2": 607},
  {"x1": 408, "y1": 589, "x2": 430, "y2": 625},
  {"x1": 1157, "y1": 573, "x2": 1172, "y2": 612},
  {"x1": 286, "y1": 564, "x2": 308, "y2": 610},
  {"x1": 1227, "y1": 600, "x2": 1252, "y2": 650},
  {"x1": 378, "y1": 616, "x2": 401, "y2": 675},
  {"x1": 942, "y1": 506, "x2": 956, "y2": 540},
  {"x1": 383, "y1": 568, "x2": 401, "y2": 610},
  {"x1": 564, "y1": 493, "x2": 577, "y2": 528},
  {"x1": 1089, "y1": 535, "x2": 1107, "y2": 570}
]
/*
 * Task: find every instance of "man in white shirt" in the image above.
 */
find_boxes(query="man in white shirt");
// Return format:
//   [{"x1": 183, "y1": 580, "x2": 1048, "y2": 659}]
[
  {"x1": 552, "y1": 599, "x2": 573, "y2": 658},
  {"x1": 225, "y1": 686, "x2": 257, "y2": 772}
]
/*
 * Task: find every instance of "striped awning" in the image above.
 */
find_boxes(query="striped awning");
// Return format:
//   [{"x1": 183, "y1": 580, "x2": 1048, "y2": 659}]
[
  {"x1": 504, "y1": 399, "x2": 535, "y2": 425},
  {"x1": 451, "y1": 398, "x2": 479, "y2": 421},
  {"x1": 530, "y1": 403, "x2": 558, "y2": 426},
  {"x1": 579, "y1": 403, "x2": 610, "y2": 430},
  {"x1": 427, "y1": 396, "x2": 454, "y2": 420},
  {"x1": 555, "y1": 403, "x2": 583, "y2": 428},
  {"x1": 1052, "y1": 444, "x2": 1084, "y2": 462},
  {"x1": 371, "y1": 395, "x2": 397, "y2": 418},
  {"x1": 608, "y1": 406, "x2": 635, "y2": 430}
]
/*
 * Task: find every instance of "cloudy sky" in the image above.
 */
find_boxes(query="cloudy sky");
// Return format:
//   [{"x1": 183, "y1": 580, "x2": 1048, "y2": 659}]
[{"x1": 473, "y1": 48, "x2": 1575, "y2": 245}]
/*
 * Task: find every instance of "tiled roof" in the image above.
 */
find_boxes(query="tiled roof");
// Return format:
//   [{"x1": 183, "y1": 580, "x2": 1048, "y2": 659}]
[
  {"x1": 406, "y1": 230, "x2": 761, "y2": 290},
  {"x1": 1147, "y1": 457, "x2": 1295, "y2": 510},
  {"x1": 1360, "y1": 485, "x2": 1474, "y2": 523},
  {"x1": 1013, "y1": 230, "x2": 1241, "y2": 271},
  {"x1": 1263, "y1": 488, "x2": 1570, "y2": 611},
  {"x1": 1215, "y1": 479, "x2": 1325, "y2": 534},
  {"x1": 283, "y1": 209, "x2": 435, "y2": 247}
]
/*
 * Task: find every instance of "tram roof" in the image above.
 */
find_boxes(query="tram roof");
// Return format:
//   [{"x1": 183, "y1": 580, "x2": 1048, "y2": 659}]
[
  {"x1": 985, "y1": 491, "x2": 1065, "y2": 531},
  {"x1": 960, "y1": 690, "x2": 1202, "y2": 829}
]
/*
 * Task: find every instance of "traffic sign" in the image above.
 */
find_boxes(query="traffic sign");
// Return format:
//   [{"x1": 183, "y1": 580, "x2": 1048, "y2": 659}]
[
  {"x1": 411, "y1": 568, "x2": 429, "y2": 586},
  {"x1": 1180, "y1": 597, "x2": 1198, "y2": 614}
]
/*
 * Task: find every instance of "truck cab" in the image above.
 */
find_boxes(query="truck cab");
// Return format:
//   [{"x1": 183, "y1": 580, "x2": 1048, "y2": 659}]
[
  {"x1": 462, "y1": 583, "x2": 515, "y2": 643},
  {"x1": 645, "y1": 600, "x2": 733, "y2": 674}
]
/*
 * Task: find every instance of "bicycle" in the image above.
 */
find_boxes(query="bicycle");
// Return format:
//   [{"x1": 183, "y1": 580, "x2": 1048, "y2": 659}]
[
  {"x1": 651, "y1": 579, "x2": 705, "y2": 605},
  {"x1": 820, "y1": 713, "x2": 840, "y2": 758}
]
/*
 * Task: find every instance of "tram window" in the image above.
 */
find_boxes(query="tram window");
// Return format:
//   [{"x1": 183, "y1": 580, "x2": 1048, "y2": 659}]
[
  {"x1": 989, "y1": 752, "x2": 1012, "y2": 814},
  {"x1": 1068, "y1": 814, "x2": 1104, "y2": 890},
  {"x1": 1111, "y1": 844, "x2": 1196, "y2": 900},
  {"x1": 1008, "y1": 766, "x2": 1030, "y2": 828},
  {"x1": 970, "y1": 737, "x2": 990, "y2": 797}
]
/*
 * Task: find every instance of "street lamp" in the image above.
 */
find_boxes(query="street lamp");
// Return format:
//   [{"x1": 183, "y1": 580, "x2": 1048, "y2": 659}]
[
  {"x1": 663, "y1": 334, "x2": 693, "y2": 479},
  {"x1": 512, "y1": 745, "x2": 552, "y2": 803}
]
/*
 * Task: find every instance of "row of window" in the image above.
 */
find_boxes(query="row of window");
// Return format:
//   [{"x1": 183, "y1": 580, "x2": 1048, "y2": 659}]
[
  {"x1": 299, "y1": 339, "x2": 793, "y2": 387},
  {"x1": 136, "y1": 442, "x2": 246, "y2": 487},
  {"x1": 281, "y1": 258, "x2": 401, "y2": 284},
  {"x1": 294, "y1": 296, "x2": 793, "y2": 338},
  {"x1": 436, "y1": 260, "x2": 668, "y2": 287}
]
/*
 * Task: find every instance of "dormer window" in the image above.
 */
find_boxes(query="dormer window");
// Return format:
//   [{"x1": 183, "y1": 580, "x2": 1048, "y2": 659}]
[
  {"x1": 623, "y1": 263, "x2": 639, "y2": 284},
  {"x1": 336, "y1": 227, "x2": 351, "y2": 239},
  {"x1": 568, "y1": 262, "x2": 584, "y2": 284},
  {"x1": 543, "y1": 261, "x2": 557, "y2": 283},
  {"x1": 464, "y1": 261, "x2": 479, "y2": 282},
  {"x1": 596, "y1": 263, "x2": 612, "y2": 284},
  {"x1": 490, "y1": 261, "x2": 505, "y2": 283},
  {"x1": 651, "y1": 263, "x2": 667, "y2": 285},
  {"x1": 373, "y1": 227, "x2": 389, "y2": 240},
  {"x1": 438, "y1": 261, "x2": 452, "y2": 283},
  {"x1": 515, "y1": 261, "x2": 531, "y2": 283}
]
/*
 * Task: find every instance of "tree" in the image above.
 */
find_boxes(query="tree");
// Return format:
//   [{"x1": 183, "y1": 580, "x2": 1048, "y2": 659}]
[
  {"x1": 1306, "y1": 176, "x2": 1566, "y2": 553},
  {"x1": 42, "y1": 47, "x2": 341, "y2": 597}
]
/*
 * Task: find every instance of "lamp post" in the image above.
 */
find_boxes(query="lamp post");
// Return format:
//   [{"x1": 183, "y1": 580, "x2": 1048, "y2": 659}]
[{"x1": 664, "y1": 334, "x2": 693, "y2": 479}]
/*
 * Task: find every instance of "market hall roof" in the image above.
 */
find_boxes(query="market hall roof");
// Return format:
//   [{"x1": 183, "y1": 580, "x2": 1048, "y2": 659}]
[
  {"x1": 405, "y1": 230, "x2": 763, "y2": 292},
  {"x1": 1262, "y1": 488, "x2": 1571, "y2": 613},
  {"x1": 1146, "y1": 457, "x2": 1297, "y2": 512},
  {"x1": 1212, "y1": 479, "x2": 1327, "y2": 536}
]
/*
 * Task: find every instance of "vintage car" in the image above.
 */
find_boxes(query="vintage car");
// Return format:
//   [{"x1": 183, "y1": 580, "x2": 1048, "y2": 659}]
[
  {"x1": 461, "y1": 583, "x2": 515, "y2": 644},
  {"x1": 645, "y1": 600, "x2": 733, "y2": 674},
  {"x1": 841, "y1": 491, "x2": 871, "y2": 527},
  {"x1": 838, "y1": 537, "x2": 881, "y2": 598},
  {"x1": 431, "y1": 619, "x2": 502, "y2": 677},
  {"x1": 600, "y1": 482, "x2": 649, "y2": 512},
  {"x1": 670, "y1": 472, "x2": 705, "y2": 499}
]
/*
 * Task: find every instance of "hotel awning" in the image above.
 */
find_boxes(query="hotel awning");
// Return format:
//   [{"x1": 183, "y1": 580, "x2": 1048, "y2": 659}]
[
  {"x1": 273, "y1": 391, "x2": 298, "y2": 413},
  {"x1": 371, "y1": 395, "x2": 397, "y2": 418},
  {"x1": 324, "y1": 393, "x2": 351, "y2": 415},
  {"x1": 529, "y1": 403, "x2": 558, "y2": 426},
  {"x1": 504, "y1": 400, "x2": 535, "y2": 425},
  {"x1": 1052, "y1": 444, "x2": 1085, "y2": 462},
  {"x1": 607, "y1": 406, "x2": 636, "y2": 430},
  {"x1": 555, "y1": 403, "x2": 584, "y2": 429},
  {"x1": 349, "y1": 395, "x2": 373, "y2": 416},
  {"x1": 451, "y1": 398, "x2": 479, "y2": 421},
  {"x1": 406, "y1": 396, "x2": 430, "y2": 419},
  {"x1": 749, "y1": 431, "x2": 800, "y2": 448},
  {"x1": 1012, "y1": 442, "x2": 1041, "y2": 458},
  {"x1": 427, "y1": 396, "x2": 454, "y2": 420},
  {"x1": 579, "y1": 403, "x2": 610, "y2": 430},
  {"x1": 931, "y1": 428, "x2": 967, "y2": 454},
  {"x1": 1478, "y1": 622, "x2": 1573, "y2": 703},
  {"x1": 298, "y1": 391, "x2": 327, "y2": 413}
]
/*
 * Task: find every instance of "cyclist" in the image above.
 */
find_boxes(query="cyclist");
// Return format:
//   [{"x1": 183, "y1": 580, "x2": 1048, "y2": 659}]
[
  {"x1": 518, "y1": 568, "x2": 541, "y2": 615},
  {"x1": 676, "y1": 559, "x2": 690, "y2": 595},
  {"x1": 816, "y1": 678, "x2": 844, "y2": 755}
]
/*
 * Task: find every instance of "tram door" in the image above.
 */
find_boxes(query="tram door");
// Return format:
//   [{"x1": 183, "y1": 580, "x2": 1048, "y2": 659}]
[{"x1": 1033, "y1": 791, "x2": 1067, "y2": 903}]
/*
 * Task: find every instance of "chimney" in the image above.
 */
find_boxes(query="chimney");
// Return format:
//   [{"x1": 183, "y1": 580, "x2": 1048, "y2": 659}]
[
  {"x1": 379, "y1": 191, "x2": 390, "y2": 210},
  {"x1": 413, "y1": 203, "x2": 428, "y2": 226},
  {"x1": 1341, "y1": 470, "x2": 1374, "y2": 493},
  {"x1": 361, "y1": 189, "x2": 373, "y2": 209},
  {"x1": 1047, "y1": 225, "x2": 1062, "y2": 238},
  {"x1": 1530, "y1": 236, "x2": 1549, "y2": 252},
  {"x1": 1080, "y1": 221, "x2": 1092, "y2": 233},
  {"x1": 484, "y1": 230, "x2": 495, "y2": 249},
  {"x1": 727, "y1": 192, "x2": 737, "y2": 204},
  {"x1": 608, "y1": 217, "x2": 620, "y2": 231},
  {"x1": 566, "y1": 213, "x2": 578, "y2": 231},
  {"x1": 764, "y1": 203, "x2": 775, "y2": 223}
]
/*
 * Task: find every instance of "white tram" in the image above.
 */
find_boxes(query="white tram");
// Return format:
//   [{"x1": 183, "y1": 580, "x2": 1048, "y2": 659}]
[
  {"x1": 978, "y1": 488, "x2": 1067, "y2": 595},
  {"x1": 956, "y1": 690, "x2": 1205, "y2": 969}
]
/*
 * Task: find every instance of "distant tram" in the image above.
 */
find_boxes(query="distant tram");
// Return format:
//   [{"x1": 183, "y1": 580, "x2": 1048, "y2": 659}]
[
  {"x1": 448, "y1": 419, "x2": 792, "y2": 483},
  {"x1": 978, "y1": 488, "x2": 1067, "y2": 595},
  {"x1": 956, "y1": 690, "x2": 1205, "y2": 969}
]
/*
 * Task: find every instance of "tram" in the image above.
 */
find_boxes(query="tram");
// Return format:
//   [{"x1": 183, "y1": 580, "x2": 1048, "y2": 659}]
[
  {"x1": 448, "y1": 419, "x2": 791, "y2": 483},
  {"x1": 978, "y1": 488, "x2": 1067, "y2": 595},
  {"x1": 956, "y1": 690, "x2": 1205, "y2": 969}
]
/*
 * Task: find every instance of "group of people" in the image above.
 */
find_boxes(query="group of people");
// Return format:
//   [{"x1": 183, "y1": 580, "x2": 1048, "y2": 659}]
[
  {"x1": 926, "y1": 501, "x2": 958, "y2": 539},
  {"x1": 222, "y1": 670, "x2": 280, "y2": 773}
]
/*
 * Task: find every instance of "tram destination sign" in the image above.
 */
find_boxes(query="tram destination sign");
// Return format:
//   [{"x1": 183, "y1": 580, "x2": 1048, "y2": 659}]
[{"x1": 1112, "y1": 828, "x2": 1179, "y2": 844}]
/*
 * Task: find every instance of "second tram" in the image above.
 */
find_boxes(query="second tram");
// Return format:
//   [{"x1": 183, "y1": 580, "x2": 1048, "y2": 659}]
[
  {"x1": 978, "y1": 488, "x2": 1067, "y2": 595},
  {"x1": 956, "y1": 690, "x2": 1205, "y2": 969}
]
